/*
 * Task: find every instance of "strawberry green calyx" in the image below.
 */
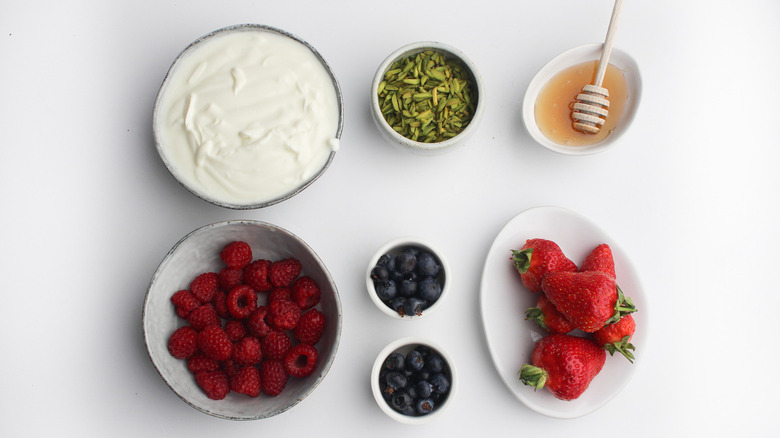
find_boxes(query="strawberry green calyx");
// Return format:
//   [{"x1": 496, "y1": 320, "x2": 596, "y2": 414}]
[
  {"x1": 511, "y1": 249, "x2": 533, "y2": 274},
  {"x1": 524, "y1": 307, "x2": 550, "y2": 332},
  {"x1": 518, "y1": 364, "x2": 548, "y2": 390},
  {"x1": 604, "y1": 335, "x2": 636, "y2": 363},
  {"x1": 605, "y1": 285, "x2": 637, "y2": 325}
]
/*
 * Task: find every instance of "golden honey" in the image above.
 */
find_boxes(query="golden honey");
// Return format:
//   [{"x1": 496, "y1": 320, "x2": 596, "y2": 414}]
[{"x1": 534, "y1": 61, "x2": 628, "y2": 146}]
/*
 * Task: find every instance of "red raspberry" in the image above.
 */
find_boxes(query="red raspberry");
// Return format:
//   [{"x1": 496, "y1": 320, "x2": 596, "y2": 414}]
[
  {"x1": 232, "y1": 336, "x2": 263, "y2": 365},
  {"x1": 195, "y1": 370, "x2": 230, "y2": 400},
  {"x1": 268, "y1": 287, "x2": 291, "y2": 303},
  {"x1": 269, "y1": 299, "x2": 301, "y2": 330},
  {"x1": 227, "y1": 285, "x2": 258, "y2": 319},
  {"x1": 230, "y1": 366, "x2": 262, "y2": 397},
  {"x1": 197, "y1": 325, "x2": 233, "y2": 361},
  {"x1": 212, "y1": 290, "x2": 230, "y2": 318},
  {"x1": 246, "y1": 306, "x2": 272, "y2": 338},
  {"x1": 220, "y1": 241, "x2": 253, "y2": 269},
  {"x1": 261, "y1": 330, "x2": 292, "y2": 360},
  {"x1": 190, "y1": 272, "x2": 218, "y2": 303},
  {"x1": 224, "y1": 319, "x2": 247, "y2": 342},
  {"x1": 260, "y1": 360, "x2": 288, "y2": 396},
  {"x1": 187, "y1": 354, "x2": 220, "y2": 374},
  {"x1": 221, "y1": 359, "x2": 240, "y2": 377},
  {"x1": 268, "y1": 258, "x2": 302, "y2": 288},
  {"x1": 218, "y1": 267, "x2": 244, "y2": 291},
  {"x1": 186, "y1": 304, "x2": 220, "y2": 331},
  {"x1": 243, "y1": 259, "x2": 273, "y2": 292},
  {"x1": 171, "y1": 289, "x2": 200, "y2": 319},
  {"x1": 167, "y1": 326, "x2": 198, "y2": 359},
  {"x1": 283, "y1": 344, "x2": 318, "y2": 378},
  {"x1": 294, "y1": 309, "x2": 326, "y2": 345},
  {"x1": 291, "y1": 276, "x2": 321, "y2": 310}
]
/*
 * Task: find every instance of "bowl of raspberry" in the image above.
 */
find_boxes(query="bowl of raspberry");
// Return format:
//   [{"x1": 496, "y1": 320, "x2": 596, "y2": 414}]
[
  {"x1": 371, "y1": 337, "x2": 457, "y2": 424},
  {"x1": 142, "y1": 220, "x2": 342, "y2": 420},
  {"x1": 366, "y1": 237, "x2": 450, "y2": 319}
]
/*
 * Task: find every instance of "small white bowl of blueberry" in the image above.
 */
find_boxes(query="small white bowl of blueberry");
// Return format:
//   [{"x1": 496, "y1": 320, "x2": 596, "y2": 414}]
[
  {"x1": 366, "y1": 237, "x2": 450, "y2": 319},
  {"x1": 371, "y1": 337, "x2": 456, "y2": 424}
]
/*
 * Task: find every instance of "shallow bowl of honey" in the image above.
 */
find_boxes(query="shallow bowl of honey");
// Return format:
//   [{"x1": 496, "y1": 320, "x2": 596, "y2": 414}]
[{"x1": 522, "y1": 43, "x2": 641, "y2": 155}]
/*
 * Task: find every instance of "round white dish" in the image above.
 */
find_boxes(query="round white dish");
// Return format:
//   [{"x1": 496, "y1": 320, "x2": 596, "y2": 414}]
[
  {"x1": 365, "y1": 236, "x2": 450, "y2": 319},
  {"x1": 142, "y1": 220, "x2": 342, "y2": 420},
  {"x1": 153, "y1": 24, "x2": 344, "y2": 209},
  {"x1": 479, "y1": 206, "x2": 647, "y2": 418},
  {"x1": 522, "y1": 43, "x2": 641, "y2": 155},
  {"x1": 370, "y1": 41, "x2": 485, "y2": 156},
  {"x1": 370, "y1": 337, "x2": 457, "y2": 424}
]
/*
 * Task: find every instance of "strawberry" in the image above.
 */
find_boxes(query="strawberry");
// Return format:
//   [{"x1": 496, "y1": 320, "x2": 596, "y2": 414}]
[
  {"x1": 518, "y1": 334, "x2": 606, "y2": 401},
  {"x1": 511, "y1": 239, "x2": 577, "y2": 293},
  {"x1": 579, "y1": 243, "x2": 616, "y2": 279},
  {"x1": 594, "y1": 314, "x2": 636, "y2": 363},
  {"x1": 525, "y1": 293, "x2": 575, "y2": 334},
  {"x1": 541, "y1": 271, "x2": 636, "y2": 333}
]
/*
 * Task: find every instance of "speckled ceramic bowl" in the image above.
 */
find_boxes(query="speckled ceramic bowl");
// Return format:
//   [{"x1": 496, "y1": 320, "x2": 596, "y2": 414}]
[
  {"x1": 142, "y1": 220, "x2": 342, "y2": 420},
  {"x1": 371, "y1": 337, "x2": 457, "y2": 424},
  {"x1": 153, "y1": 24, "x2": 344, "y2": 209},
  {"x1": 371, "y1": 41, "x2": 485, "y2": 155},
  {"x1": 366, "y1": 237, "x2": 450, "y2": 320}
]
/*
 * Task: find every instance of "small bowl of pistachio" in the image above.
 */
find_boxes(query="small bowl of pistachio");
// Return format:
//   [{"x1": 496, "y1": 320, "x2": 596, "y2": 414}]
[{"x1": 371, "y1": 41, "x2": 485, "y2": 155}]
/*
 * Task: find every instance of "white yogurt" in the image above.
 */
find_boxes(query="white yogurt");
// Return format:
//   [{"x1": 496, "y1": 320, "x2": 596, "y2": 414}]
[{"x1": 155, "y1": 27, "x2": 340, "y2": 207}]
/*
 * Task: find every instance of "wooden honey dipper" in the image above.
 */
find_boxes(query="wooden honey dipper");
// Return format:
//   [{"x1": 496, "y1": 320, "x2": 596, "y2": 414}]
[{"x1": 571, "y1": 0, "x2": 624, "y2": 134}]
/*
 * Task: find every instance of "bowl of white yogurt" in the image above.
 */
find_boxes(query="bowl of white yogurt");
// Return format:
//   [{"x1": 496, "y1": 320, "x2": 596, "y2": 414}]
[{"x1": 153, "y1": 24, "x2": 344, "y2": 209}]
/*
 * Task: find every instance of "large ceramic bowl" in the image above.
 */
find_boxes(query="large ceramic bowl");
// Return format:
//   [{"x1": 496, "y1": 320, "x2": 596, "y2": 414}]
[
  {"x1": 522, "y1": 43, "x2": 641, "y2": 155},
  {"x1": 153, "y1": 24, "x2": 344, "y2": 209},
  {"x1": 371, "y1": 41, "x2": 485, "y2": 155},
  {"x1": 142, "y1": 220, "x2": 342, "y2": 420}
]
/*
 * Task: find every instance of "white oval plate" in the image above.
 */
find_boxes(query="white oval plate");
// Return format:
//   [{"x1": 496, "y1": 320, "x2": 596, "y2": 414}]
[{"x1": 479, "y1": 206, "x2": 647, "y2": 418}]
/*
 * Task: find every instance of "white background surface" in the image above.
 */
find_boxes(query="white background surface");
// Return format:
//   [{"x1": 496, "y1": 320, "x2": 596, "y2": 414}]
[{"x1": 2, "y1": 1, "x2": 779, "y2": 436}]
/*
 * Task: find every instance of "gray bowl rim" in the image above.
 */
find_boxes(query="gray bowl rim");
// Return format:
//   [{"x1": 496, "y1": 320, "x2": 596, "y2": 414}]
[
  {"x1": 141, "y1": 219, "x2": 343, "y2": 420},
  {"x1": 152, "y1": 23, "x2": 345, "y2": 210}
]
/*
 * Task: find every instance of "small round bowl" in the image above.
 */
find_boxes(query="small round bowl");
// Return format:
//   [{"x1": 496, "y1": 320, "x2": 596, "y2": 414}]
[
  {"x1": 522, "y1": 43, "x2": 641, "y2": 155},
  {"x1": 142, "y1": 220, "x2": 342, "y2": 420},
  {"x1": 153, "y1": 24, "x2": 344, "y2": 209},
  {"x1": 371, "y1": 337, "x2": 457, "y2": 424},
  {"x1": 370, "y1": 41, "x2": 485, "y2": 155},
  {"x1": 366, "y1": 237, "x2": 450, "y2": 320}
]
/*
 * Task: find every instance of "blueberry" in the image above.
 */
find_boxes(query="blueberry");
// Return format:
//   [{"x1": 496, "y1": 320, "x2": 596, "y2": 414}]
[
  {"x1": 405, "y1": 350, "x2": 425, "y2": 372},
  {"x1": 397, "y1": 405, "x2": 416, "y2": 416},
  {"x1": 384, "y1": 371, "x2": 407, "y2": 394},
  {"x1": 416, "y1": 251, "x2": 440, "y2": 277},
  {"x1": 395, "y1": 251, "x2": 417, "y2": 275},
  {"x1": 416, "y1": 398, "x2": 435, "y2": 415},
  {"x1": 415, "y1": 380, "x2": 433, "y2": 398},
  {"x1": 375, "y1": 280, "x2": 397, "y2": 301},
  {"x1": 370, "y1": 265, "x2": 389, "y2": 281},
  {"x1": 418, "y1": 277, "x2": 442, "y2": 302},
  {"x1": 406, "y1": 384, "x2": 418, "y2": 400},
  {"x1": 414, "y1": 370, "x2": 431, "y2": 382},
  {"x1": 390, "y1": 390, "x2": 414, "y2": 410},
  {"x1": 384, "y1": 352, "x2": 405, "y2": 371},
  {"x1": 389, "y1": 297, "x2": 407, "y2": 316},
  {"x1": 377, "y1": 254, "x2": 395, "y2": 270},
  {"x1": 403, "y1": 297, "x2": 425, "y2": 317},
  {"x1": 429, "y1": 373, "x2": 450, "y2": 394},
  {"x1": 399, "y1": 279, "x2": 417, "y2": 297},
  {"x1": 423, "y1": 352, "x2": 444, "y2": 374}
]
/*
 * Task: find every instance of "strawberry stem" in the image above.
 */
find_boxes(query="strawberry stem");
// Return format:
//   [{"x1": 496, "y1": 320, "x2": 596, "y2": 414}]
[
  {"x1": 518, "y1": 364, "x2": 547, "y2": 390},
  {"x1": 524, "y1": 307, "x2": 550, "y2": 332},
  {"x1": 605, "y1": 285, "x2": 637, "y2": 325},
  {"x1": 604, "y1": 335, "x2": 636, "y2": 363},
  {"x1": 510, "y1": 249, "x2": 533, "y2": 274}
]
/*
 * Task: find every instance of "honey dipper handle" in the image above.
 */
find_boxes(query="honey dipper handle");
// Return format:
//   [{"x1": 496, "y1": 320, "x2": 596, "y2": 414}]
[{"x1": 594, "y1": 0, "x2": 624, "y2": 87}]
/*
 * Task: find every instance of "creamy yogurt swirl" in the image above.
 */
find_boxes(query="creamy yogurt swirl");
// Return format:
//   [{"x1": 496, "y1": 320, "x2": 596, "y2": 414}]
[{"x1": 155, "y1": 27, "x2": 340, "y2": 207}]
